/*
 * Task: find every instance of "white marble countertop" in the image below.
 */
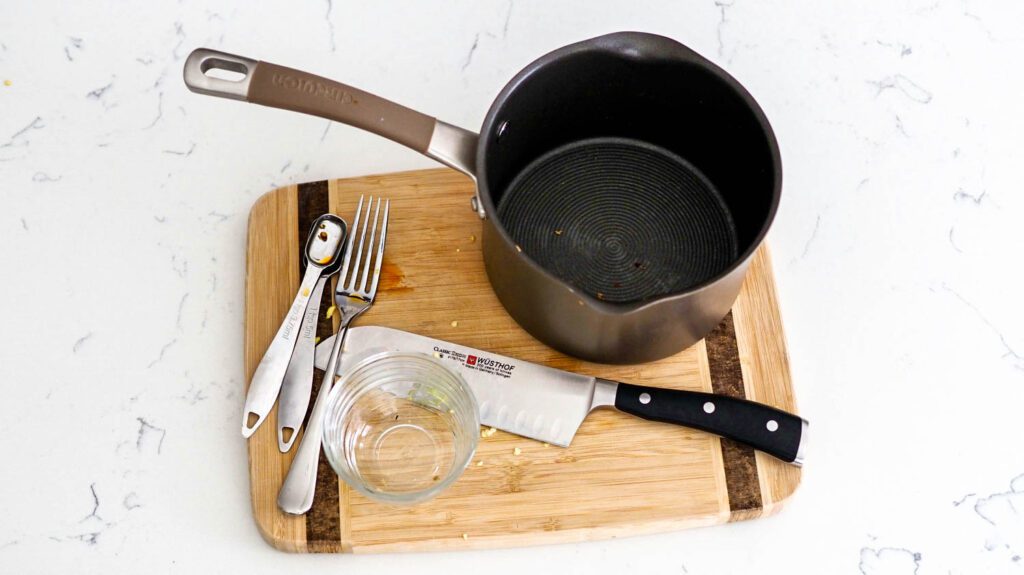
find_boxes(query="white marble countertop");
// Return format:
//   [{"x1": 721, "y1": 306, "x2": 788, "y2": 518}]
[{"x1": 2, "y1": 1, "x2": 1022, "y2": 573}]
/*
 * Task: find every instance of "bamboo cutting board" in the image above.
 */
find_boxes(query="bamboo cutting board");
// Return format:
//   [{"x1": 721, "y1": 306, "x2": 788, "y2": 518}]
[{"x1": 244, "y1": 168, "x2": 801, "y2": 553}]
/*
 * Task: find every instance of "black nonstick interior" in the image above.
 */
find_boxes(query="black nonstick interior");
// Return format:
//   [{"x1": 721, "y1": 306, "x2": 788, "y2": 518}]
[{"x1": 497, "y1": 137, "x2": 738, "y2": 304}]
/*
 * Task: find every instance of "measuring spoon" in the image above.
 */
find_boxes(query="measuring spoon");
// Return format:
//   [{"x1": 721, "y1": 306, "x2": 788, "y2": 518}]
[
  {"x1": 277, "y1": 241, "x2": 345, "y2": 451},
  {"x1": 242, "y1": 214, "x2": 347, "y2": 438}
]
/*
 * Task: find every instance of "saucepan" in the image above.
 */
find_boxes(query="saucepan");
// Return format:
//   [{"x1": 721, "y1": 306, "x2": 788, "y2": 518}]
[{"x1": 183, "y1": 31, "x2": 781, "y2": 363}]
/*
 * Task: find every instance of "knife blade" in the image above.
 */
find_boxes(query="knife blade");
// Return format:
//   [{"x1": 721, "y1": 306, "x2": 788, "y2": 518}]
[{"x1": 314, "y1": 326, "x2": 808, "y2": 465}]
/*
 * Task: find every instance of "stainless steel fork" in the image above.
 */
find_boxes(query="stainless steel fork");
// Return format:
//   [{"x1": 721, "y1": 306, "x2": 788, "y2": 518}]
[{"x1": 277, "y1": 195, "x2": 390, "y2": 515}]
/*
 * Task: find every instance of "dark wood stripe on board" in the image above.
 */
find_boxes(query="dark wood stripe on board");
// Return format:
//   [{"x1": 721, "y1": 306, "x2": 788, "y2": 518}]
[
  {"x1": 705, "y1": 310, "x2": 763, "y2": 516},
  {"x1": 296, "y1": 181, "x2": 343, "y2": 551}
]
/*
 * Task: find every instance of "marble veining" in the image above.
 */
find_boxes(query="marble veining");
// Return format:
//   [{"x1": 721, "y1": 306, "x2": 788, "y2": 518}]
[
  {"x1": 462, "y1": 33, "x2": 481, "y2": 72},
  {"x1": 940, "y1": 284, "x2": 1024, "y2": 371},
  {"x1": 72, "y1": 331, "x2": 93, "y2": 353},
  {"x1": 146, "y1": 339, "x2": 178, "y2": 369},
  {"x1": 868, "y1": 74, "x2": 933, "y2": 104},
  {"x1": 858, "y1": 546, "x2": 922, "y2": 575},
  {"x1": 135, "y1": 417, "x2": 167, "y2": 455}
]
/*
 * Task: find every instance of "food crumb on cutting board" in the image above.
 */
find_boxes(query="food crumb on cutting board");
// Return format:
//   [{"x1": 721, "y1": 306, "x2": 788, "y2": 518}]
[
  {"x1": 481, "y1": 427, "x2": 497, "y2": 438},
  {"x1": 450, "y1": 320, "x2": 458, "y2": 327},
  {"x1": 461, "y1": 533, "x2": 469, "y2": 540},
  {"x1": 513, "y1": 447, "x2": 522, "y2": 456}
]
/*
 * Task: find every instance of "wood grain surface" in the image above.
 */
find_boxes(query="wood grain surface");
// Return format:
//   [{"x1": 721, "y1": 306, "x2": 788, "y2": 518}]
[{"x1": 243, "y1": 168, "x2": 802, "y2": 553}]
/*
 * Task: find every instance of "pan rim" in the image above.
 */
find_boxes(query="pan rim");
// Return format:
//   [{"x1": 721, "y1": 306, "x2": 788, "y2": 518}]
[{"x1": 474, "y1": 31, "x2": 783, "y2": 314}]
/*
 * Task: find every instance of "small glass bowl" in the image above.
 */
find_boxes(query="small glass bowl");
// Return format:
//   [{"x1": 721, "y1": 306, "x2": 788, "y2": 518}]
[{"x1": 321, "y1": 351, "x2": 479, "y2": 505}]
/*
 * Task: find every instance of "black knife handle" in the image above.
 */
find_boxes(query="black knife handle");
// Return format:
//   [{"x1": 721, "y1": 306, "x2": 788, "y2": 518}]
[{"x1": 613, "y1": 382, "x2": 807, "y2": 465}]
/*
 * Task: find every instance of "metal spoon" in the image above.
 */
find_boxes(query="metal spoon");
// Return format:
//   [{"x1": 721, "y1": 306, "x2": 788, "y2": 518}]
[
  {"x1": 242, "y1": 214, "x2": 347, "y2": 438},
  {"x1": 277, "y1": 273, "x2": 332, "y2": 451}
]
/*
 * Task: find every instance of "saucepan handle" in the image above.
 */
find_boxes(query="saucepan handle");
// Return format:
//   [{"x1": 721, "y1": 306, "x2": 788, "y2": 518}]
[
  {"x1": 613, "y1": 382, "x2": 807, "y2": 465},
  {"x1": 182, "y1": 48, "x2": 478, "y2": 177}
]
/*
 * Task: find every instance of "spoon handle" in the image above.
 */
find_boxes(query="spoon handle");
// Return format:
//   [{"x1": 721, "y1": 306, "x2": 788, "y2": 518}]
[
  {"x1": 277, "y1": 323, "x2": 349, "y2": 515},
  {"x1": 277, "y1": 276, "x2": 328, "y2": 452},
  {"x1": 242, "y1": 264, "x2": 323, "y2": 437}
]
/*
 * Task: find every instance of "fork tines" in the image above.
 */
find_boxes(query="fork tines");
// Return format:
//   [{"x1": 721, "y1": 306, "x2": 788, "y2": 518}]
[{"x1": 337, "y1": 195, "x2": 390, "y2": 300}]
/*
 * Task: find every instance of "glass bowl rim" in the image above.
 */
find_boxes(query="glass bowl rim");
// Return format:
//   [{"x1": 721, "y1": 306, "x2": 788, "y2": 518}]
[{"x1": 321, "y1": 350, "x2": 480, "y2": 504}]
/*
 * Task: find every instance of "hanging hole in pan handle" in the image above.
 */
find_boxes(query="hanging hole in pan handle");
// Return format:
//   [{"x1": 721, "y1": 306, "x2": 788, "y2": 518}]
[
  {"x1": 183, "y1": 48, "x2": 258, "y2": 101},
  {"x1": 201, "y1": 59, "x2": 247, "y2": 82}
]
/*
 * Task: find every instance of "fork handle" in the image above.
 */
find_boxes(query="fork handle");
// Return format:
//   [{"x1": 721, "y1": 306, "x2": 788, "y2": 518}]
[{"x1": 277, "y1": 322, "x2": 349, "y2": 515}]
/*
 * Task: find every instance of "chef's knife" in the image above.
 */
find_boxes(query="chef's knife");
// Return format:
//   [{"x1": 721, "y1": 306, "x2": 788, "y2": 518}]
[{"x1": 314, "y1": 326, "x2": 807, "y2": 465}]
